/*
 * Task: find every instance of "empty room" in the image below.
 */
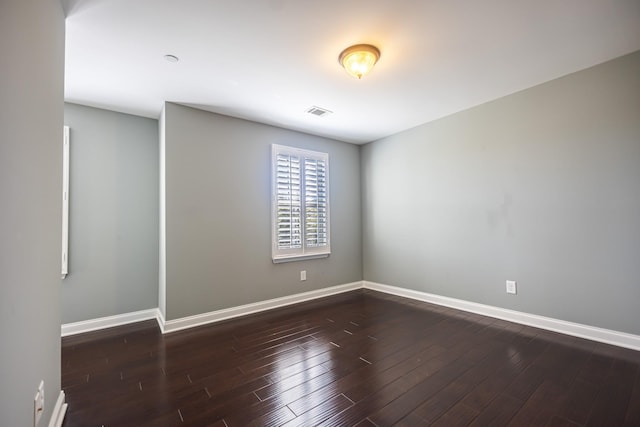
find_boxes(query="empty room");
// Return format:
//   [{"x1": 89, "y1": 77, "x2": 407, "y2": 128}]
[{"x1": 1, "y1": 1, "x2": 640, "y2": 426}]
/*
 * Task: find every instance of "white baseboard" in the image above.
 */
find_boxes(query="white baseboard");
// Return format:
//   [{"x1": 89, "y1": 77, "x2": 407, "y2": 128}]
[
  {"x1": 60, "y1": 281, "x2": 640, "y2": 352},
  {"x1": 156, "y1": 308, "x2": 167, "y2": 334},
  {"x1": 48, "y1": 391, "x2": 67, "y2": 427},
  {"x1": 61, "y1": 308, "x2": 160, "y2": 337},
  {"x1": 160, "y1": 281, "x2": 363, "y2": 333},
  {"x1": 363, "y1": 281, "x2": 640, "y2": 351}
]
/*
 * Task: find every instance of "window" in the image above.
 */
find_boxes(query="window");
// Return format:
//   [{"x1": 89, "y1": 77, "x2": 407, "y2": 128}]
[{"x1": 272, "y1": 144, "x2": 330, "y2": 262}]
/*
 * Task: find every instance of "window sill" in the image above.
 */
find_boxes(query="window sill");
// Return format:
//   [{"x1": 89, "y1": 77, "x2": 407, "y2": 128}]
[{"x1": 272, "y1": 253, "x2": 330, "y2": 264}]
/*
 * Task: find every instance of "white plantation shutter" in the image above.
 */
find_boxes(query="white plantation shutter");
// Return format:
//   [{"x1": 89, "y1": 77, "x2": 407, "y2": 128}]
[
  {"x1": 304, "y1": 158, "x2": 327, "y2": 247},
  {"x1": 272, "y1": 145, "x2": 330, "y2": 262},
  {"x1": 276, "y1": 153, "x2": 302, "y2": 249}
]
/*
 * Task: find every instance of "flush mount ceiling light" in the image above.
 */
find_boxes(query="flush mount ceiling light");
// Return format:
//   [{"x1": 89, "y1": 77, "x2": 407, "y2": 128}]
[
  {"x1": 338, "y1": 44, "x2": 380, "y2": 79},
  {"x1": 164, "y1": 54, "x2": 179, "y2": 63}
]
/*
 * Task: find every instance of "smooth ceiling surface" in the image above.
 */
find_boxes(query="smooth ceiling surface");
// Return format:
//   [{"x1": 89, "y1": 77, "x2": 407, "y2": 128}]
[{"x1": 63, "y1": 0, "x2": 640, "y2": 144}]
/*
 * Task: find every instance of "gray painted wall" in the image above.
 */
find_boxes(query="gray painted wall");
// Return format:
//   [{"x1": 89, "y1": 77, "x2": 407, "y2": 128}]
[
  {"x1": 163, "y1": 103, "x2": 362, "y2": 320},
  {"x1": 62, "y1": 103, "x2": 159, "y2": 323},
  {"x1": 362, "y1": 51, "x2": 640, "y2": 335},
  {"x1": 0, "y1": 0, "x2": 65, "y2": 425}
]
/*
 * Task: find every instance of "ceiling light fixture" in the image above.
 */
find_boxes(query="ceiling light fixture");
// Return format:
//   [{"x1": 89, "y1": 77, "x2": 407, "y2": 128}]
[
  {"x1": 164, "y1": 54, "x2": 179, "y2": 63},
  {"x1": 338, "y1": 44, "x2": 380, "y2": 79}
]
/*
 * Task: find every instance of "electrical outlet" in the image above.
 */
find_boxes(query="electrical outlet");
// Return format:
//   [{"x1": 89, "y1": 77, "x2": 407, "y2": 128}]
[
  {"x1": 34, "y1": 380, "x2": 44, "y2": 427},
  {"x1": 506, "y1": 280, "x2": 517, "y2": 295},
  {"x1": 300, "y1": 270, "x2": 306, "y2": 281}
]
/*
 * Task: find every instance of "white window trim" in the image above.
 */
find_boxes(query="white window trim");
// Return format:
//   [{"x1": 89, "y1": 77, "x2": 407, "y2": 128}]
[{"x1": 271, "y1": 144, "x2": 330, "y2": 263}]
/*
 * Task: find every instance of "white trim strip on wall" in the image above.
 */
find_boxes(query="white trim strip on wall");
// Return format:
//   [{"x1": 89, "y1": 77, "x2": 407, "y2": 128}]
[
  {"x1": 60, "y1": 281, "x2": 640, "y2": 351},
  {"x1": 363, "y1": 281, "x2": 640, "y2": 352},
  {"x1": 61, "y1": 308, "x2": 159, "y2": 337},
  {"x1": 61, "y1": 126, "x2": 69, "y2": 280},
  {"x1": 48, "y1": 391, "x2": 67, "y2": 427}
]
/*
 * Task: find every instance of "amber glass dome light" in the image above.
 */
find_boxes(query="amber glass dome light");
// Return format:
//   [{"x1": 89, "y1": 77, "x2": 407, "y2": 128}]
[{"x1": 338, "y1": 44, "x2": 380, "y2": 79}]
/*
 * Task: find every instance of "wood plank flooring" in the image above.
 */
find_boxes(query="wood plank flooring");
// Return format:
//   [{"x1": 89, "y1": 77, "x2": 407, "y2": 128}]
[{"x1": 61, "y1": 290, "x2": 640, "y2": 426}]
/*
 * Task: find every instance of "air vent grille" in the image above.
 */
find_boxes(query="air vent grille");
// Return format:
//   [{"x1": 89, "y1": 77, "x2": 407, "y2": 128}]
[{"x1": 306, "y1": 106, "x2": 333, "y2": 117}]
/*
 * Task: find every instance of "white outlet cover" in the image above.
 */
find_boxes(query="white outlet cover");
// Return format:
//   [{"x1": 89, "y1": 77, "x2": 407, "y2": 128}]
[
  {"x1": 506, "y1": 280, "x2": 517, "y2": 295},
  {"x1": 300, "y1": 270, "x2": 306, "y2": 281}
]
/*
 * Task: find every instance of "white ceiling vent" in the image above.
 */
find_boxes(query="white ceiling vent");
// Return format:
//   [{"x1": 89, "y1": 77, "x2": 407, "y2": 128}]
[{"x1": 306, "y1": 106, "x2": 333, "y2": 117}]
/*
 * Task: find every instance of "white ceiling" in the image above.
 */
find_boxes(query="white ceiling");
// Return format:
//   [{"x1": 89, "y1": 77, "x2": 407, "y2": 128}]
[{"x1": 63, "y1": 0, "x2": 640, "y2": 144}]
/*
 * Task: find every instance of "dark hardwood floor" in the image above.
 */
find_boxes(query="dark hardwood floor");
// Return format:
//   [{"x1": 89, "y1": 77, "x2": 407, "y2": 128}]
[{"x1": 62, "y1": 290, "x2": 640, "y2": 426}]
